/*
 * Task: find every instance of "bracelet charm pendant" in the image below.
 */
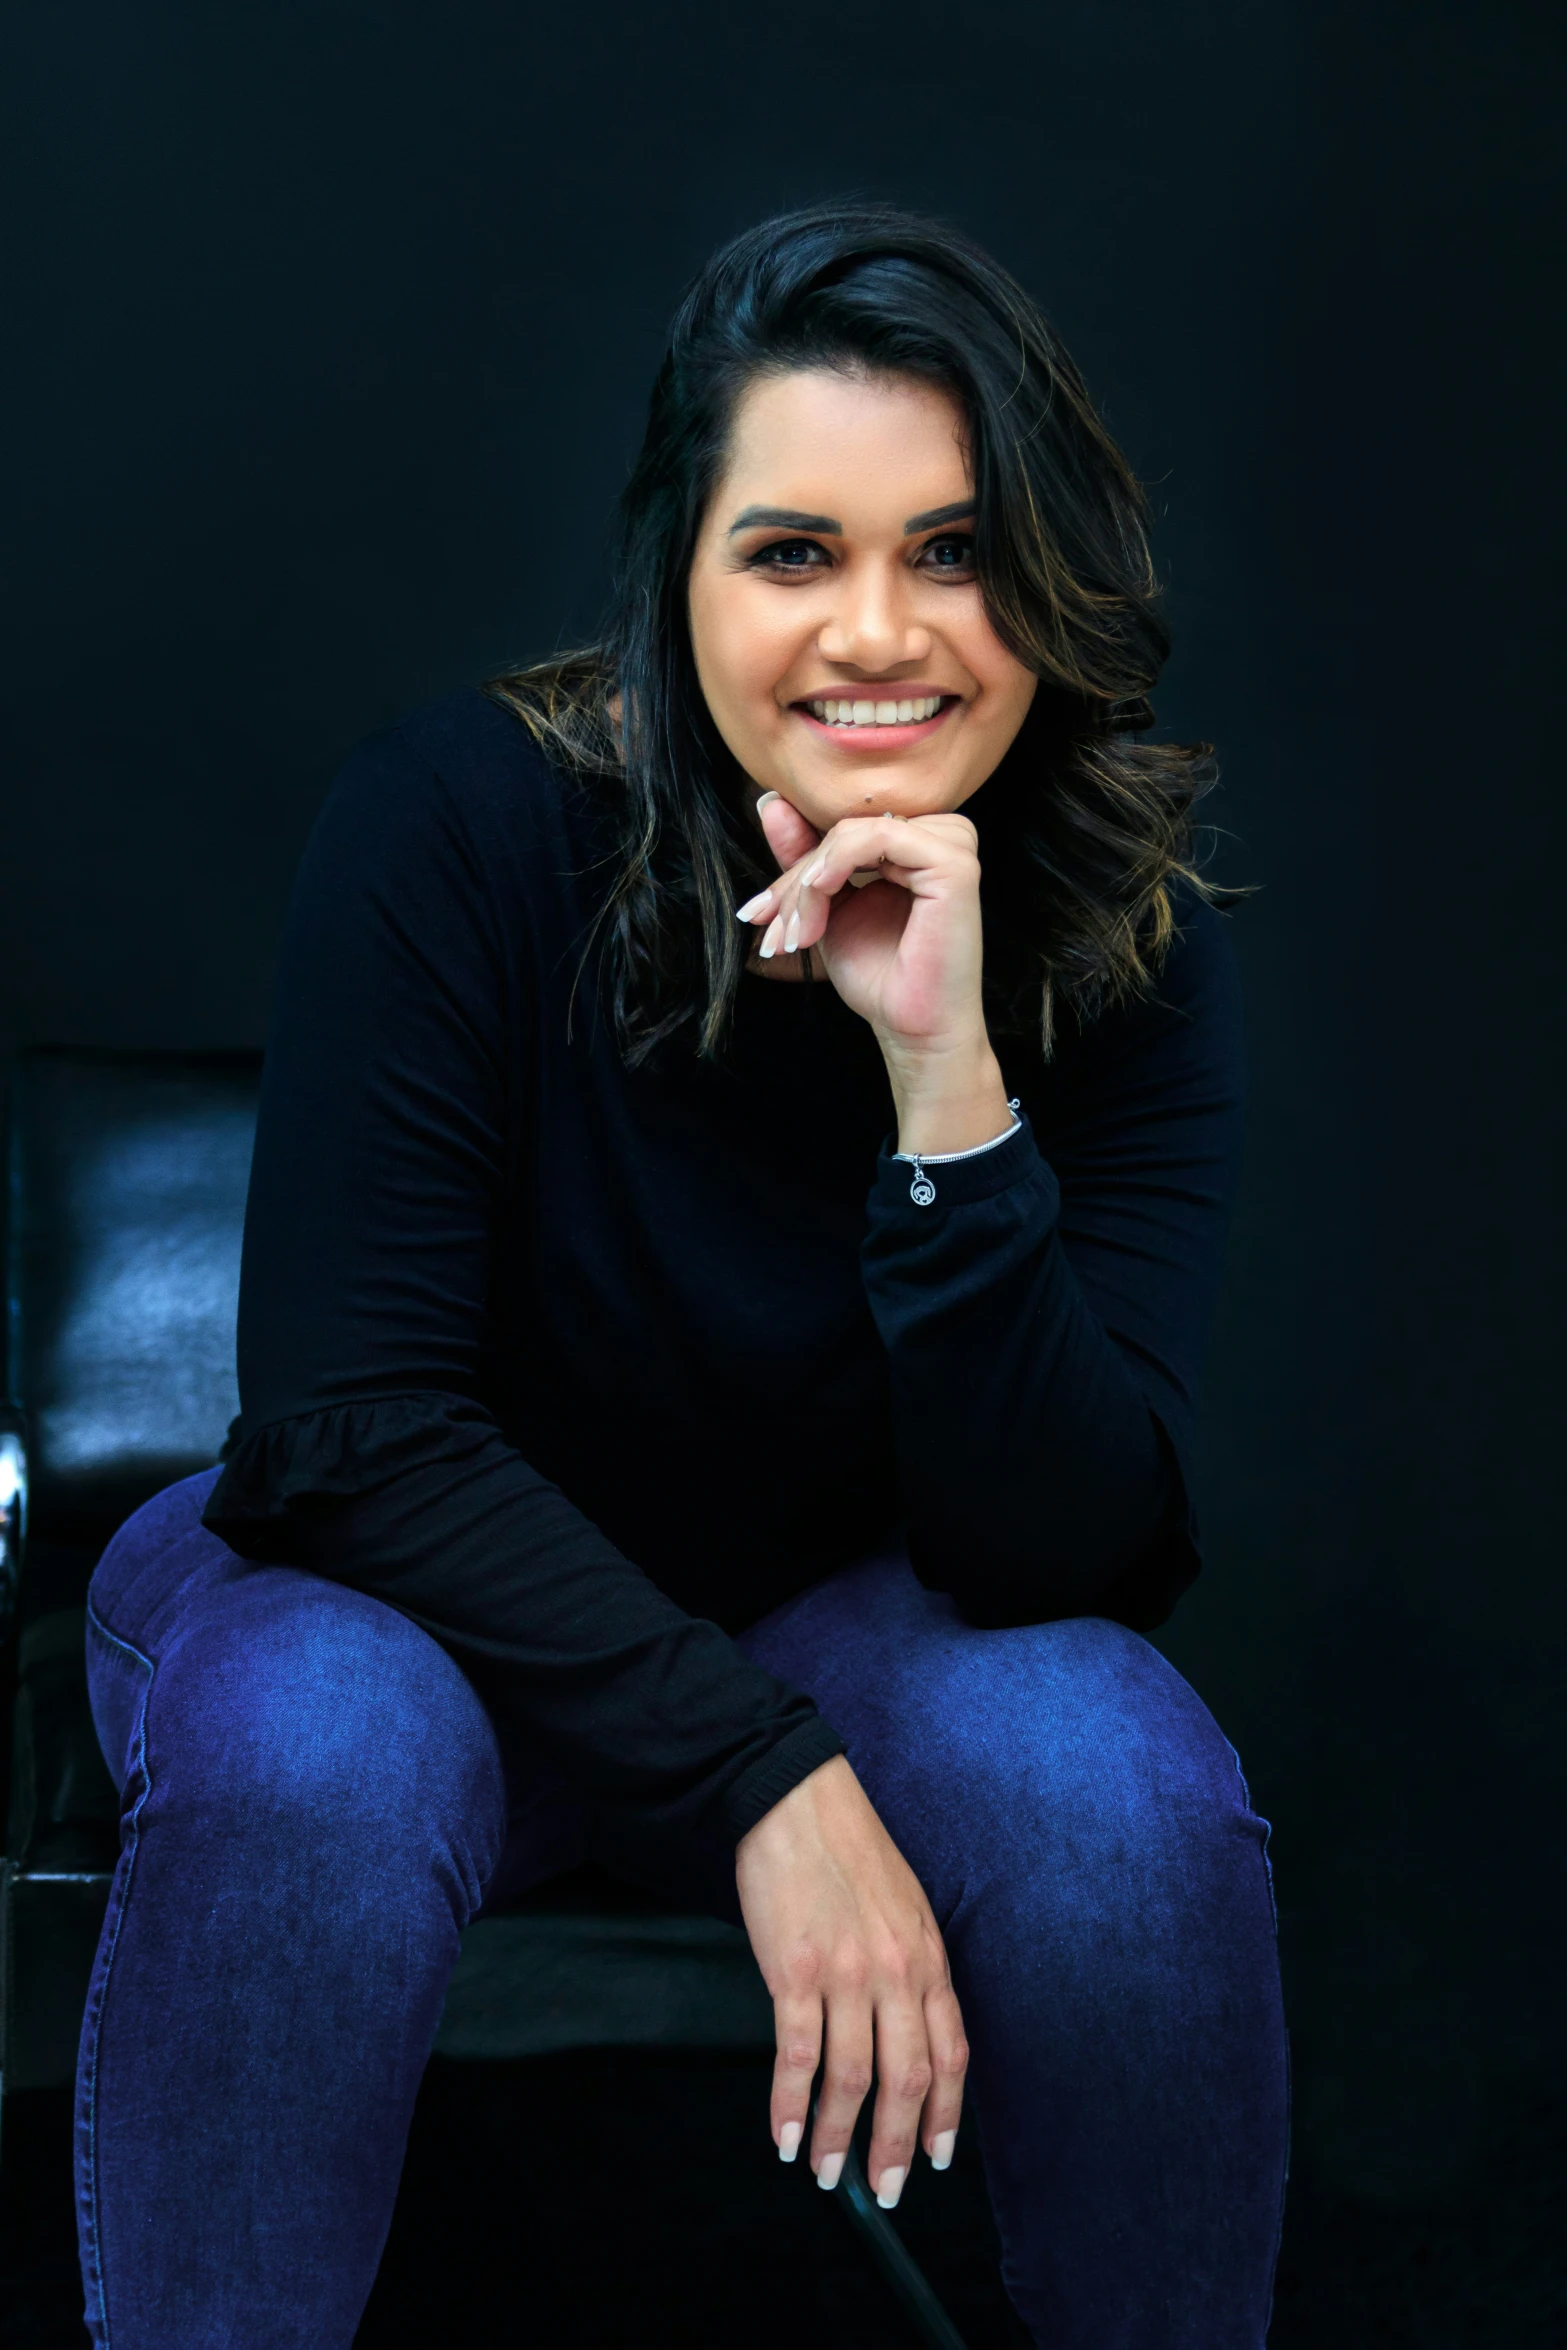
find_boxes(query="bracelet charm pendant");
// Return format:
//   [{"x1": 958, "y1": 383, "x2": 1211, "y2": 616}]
[{"x1": 895, "y1": 1099, "x2": 1022, "y2": 1209}]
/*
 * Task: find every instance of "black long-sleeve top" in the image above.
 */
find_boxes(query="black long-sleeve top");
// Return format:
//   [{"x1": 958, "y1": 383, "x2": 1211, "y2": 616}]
[{"x1": 205, "y1": 688, "x2": 1245, "y2": 1848}]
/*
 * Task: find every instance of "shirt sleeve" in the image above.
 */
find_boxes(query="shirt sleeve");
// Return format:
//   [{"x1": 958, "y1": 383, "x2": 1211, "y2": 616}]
[
  {"x1": 859, "y1": 895, "x2": 1246, "y2": 1630},
  {"x1": 202, "y1": 723, "x2": 842, "y2": 1845}
]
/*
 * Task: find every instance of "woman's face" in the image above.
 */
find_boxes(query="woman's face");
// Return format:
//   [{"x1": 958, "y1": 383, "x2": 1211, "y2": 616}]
[{"x1": 686, "y1": 368, "x2": 1037, "y2": 833}]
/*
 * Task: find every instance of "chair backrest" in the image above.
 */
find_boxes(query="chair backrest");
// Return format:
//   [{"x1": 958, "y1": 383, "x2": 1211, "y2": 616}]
[{"x1": 5, "y1": 1050, "x2": 262, "y2": 1537}]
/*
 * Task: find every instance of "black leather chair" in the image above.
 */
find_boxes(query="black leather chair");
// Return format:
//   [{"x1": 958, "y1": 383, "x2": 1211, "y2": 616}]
[{"x1": 0, "y1": 1047, "x2": 964, "y2": 2347}]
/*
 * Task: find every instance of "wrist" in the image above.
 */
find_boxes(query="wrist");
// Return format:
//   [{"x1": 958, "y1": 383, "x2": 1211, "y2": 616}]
[
  {"x1": 736, "y1": 1755, "x2": 859, "y2": 1867},
  {"x1": 879, "y1": 1033, "x2": 1011, "y2": 1157}
]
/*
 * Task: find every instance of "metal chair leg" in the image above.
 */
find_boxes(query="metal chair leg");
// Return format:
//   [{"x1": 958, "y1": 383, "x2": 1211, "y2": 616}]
[{"x1": 834, "y1": 2139, "x2": 969, "y2": 2349}]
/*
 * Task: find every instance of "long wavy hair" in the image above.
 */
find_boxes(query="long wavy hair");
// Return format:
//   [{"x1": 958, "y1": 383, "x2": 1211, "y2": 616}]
[{"x1": 486, "y1": 202, "x2": 1217, "y2": 1063}]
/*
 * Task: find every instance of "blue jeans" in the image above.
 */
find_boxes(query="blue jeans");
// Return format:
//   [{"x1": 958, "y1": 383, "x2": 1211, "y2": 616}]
[{"x1": 75, "y1": 1470, "x2": 1287, "y2": 2347}]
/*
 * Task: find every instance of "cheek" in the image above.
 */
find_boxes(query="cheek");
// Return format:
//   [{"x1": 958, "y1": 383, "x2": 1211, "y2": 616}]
[
  {"x1": 961, "y1": 627, "x2": 1036, "y2": 728},
  {"x1": 691, "y1": 582, "x2": 788, "y2": 718}
]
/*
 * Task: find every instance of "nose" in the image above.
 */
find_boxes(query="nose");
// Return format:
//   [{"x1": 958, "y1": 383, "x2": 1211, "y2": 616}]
[{"x1": 815, "y1": 558, "x2": 932, "y2": 672}]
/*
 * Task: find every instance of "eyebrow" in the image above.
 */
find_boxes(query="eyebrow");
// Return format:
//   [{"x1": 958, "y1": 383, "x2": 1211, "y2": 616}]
[
  {"x1": 902, "y1": 499, "x2": 976, "y2": 533},
  {"x1": 725, "y1": 497, "x2": 977, "y2": 539},
  {"x1": 727, "y1": 505, "x2": 841, "y2": 536}
]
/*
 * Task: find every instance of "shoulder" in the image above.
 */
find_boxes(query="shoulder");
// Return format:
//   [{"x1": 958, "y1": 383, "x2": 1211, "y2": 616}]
[
  {"x1": 285, "y1": 688, "x2": 614, "y2": 982},
  {"x1": 320, "y1": 686, "x2": 579, "y2": 854},
  {"x1": 1149, "y1": 882, "x2": 1245, "y2": 1037},
  {"x1": 1049, "y1": 883, "x2": 1246, "y2": 1110}
]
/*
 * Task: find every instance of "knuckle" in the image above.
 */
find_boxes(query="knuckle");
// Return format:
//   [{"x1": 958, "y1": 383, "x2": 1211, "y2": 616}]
[
  {"x1": 831, "y1": 2062, "x2": 874, "y2": 2101},
  {"x1": 778, "y1": 2040, "x2": 819, "y2": 2074},
  {"x1": 832, "y1": 1946, "x2": 871, "y2": 1995},
  {"x1": 782, "y1": 1941, "x2": 825, "y2": 1993},
  {"x1": 897, "y1": 2062, "x2": 934, "y2": 2103},
  {"x1": 937, "y1": 2036, "x2": 971, "y2": 2077},
  {"x1": 873, "y1": 1937, "x2": 914, "y2": 1989}
]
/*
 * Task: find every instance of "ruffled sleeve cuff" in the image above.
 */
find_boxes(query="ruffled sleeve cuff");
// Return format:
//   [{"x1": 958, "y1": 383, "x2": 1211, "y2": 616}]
[{"x1": 203, "y1": 1392, "x2": 498, "y2": 1557}]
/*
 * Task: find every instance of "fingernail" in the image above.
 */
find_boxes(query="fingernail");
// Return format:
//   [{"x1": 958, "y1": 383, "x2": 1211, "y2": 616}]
[
  {"x1": 759, "y1": 916, "x2": 783, "y2": 959},
  {"x1": 783, "y1": 910, "x2": 801, "y2": 954},
  {"x1": 800, "y1": 858, "x2": 826, "y2": 889},
  {"x1": 756, "y1": 791, "x2": 781, "y2": 812},
  {"x1": 816, "y1": 2151, "x2": 845, "y2": 2191},
  {"x1": 930, "y1": 2131, "x2": 956, "y2": 2171},
  {"x1": 735, "y1": 891, "x2": 772, "y2": 922},
  {"x1": 778, "y1": 2121, "x2": 803, "y2": 2163},
  {"x1": 875, "y1": 2166, "x2": 907, "y2": 2210}
]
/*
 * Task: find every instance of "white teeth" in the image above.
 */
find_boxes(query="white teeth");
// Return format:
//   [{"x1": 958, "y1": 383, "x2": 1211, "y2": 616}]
[{"x1": 807, "y1": 695, "x2": 944, "y2": 726}]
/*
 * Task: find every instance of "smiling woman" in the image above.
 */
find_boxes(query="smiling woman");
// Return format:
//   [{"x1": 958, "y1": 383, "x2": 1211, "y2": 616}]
[
  {"x1": 74, "y1": 205, "x2": 1286, "y2": 2350},
  {"x1": 491, "y1": 206, "x2": 1213, "y2": 1066}
]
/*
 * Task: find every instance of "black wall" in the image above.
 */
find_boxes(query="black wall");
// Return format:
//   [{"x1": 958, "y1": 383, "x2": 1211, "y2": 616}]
[{"x1": 5, "y1": 0, "x2": 1563, "y2": 2211}]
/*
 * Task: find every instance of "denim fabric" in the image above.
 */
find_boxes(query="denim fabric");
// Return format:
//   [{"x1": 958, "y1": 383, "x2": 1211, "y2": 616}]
[{"x1": 78, "y1": 1471, "x2": 1286, "y2": 2348}]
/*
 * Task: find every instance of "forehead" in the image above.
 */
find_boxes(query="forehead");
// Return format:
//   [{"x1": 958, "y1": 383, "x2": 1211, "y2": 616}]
[{"x1": 716, "y1": 369, "x2": 971, "y2": 516}]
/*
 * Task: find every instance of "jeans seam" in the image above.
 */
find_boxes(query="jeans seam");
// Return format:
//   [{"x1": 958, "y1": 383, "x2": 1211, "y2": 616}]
[{"x1": 79, "y1": 1601, "x2": 157, "y2": 2350}]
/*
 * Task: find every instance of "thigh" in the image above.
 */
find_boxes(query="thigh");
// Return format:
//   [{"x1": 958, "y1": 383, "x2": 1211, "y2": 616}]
[
  {"x1": 737, "y1": 1550, "x2": 1271, "y2": 1934},
  {"x1": 87, "y1": 1469, "x2": 561, "y2": 1909}
]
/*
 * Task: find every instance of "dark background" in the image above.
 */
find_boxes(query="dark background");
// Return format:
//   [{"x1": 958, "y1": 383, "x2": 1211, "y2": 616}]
[{"x1": 3, "y1": 0, "x2": 1564, "y2": 2337}]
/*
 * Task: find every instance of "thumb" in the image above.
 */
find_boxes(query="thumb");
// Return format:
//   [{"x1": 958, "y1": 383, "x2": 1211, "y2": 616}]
[{"x1": 756, "y1": 790, "x2": 821, "y2": 873}]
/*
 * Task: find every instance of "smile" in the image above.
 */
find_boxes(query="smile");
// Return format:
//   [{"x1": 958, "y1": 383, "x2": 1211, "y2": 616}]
[{"x1": 806, "y1": 695, "x2": 944, "y2": 726}]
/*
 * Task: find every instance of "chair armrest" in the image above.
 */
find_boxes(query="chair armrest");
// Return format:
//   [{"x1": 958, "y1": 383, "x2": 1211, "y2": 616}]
[{"x1": 0, "y1": 1408, "x2": 26, "y2": 1643}]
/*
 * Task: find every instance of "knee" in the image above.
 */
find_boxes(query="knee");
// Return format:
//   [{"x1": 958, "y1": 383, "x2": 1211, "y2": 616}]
[
  {"x1": 922, "y1": 1617, "x2": 1261, "y2": 1897},
  {"x1": 148, "y1": 1572, "x2": 506, "y2": 1910}
]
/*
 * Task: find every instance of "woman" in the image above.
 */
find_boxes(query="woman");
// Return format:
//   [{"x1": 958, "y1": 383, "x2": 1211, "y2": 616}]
[{"x1": 77, "y1": 205, "x2": 1287, "y2": 2347}]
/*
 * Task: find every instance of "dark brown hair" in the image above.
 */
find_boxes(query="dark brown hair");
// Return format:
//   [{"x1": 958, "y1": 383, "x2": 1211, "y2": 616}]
[{"x1": 487, "y1": 202, "x2": 1216, "y2": 1062}]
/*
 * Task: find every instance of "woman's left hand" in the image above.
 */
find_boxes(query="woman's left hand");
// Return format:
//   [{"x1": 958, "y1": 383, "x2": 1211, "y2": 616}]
[{"x1": 738, "y1": 790, "x2": 1013, "y2": 1155}]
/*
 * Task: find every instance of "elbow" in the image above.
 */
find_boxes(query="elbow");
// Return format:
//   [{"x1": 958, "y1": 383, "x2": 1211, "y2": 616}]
[{"x1": 906, "y1": 1463, "x2": 1196, "y2": 1633}]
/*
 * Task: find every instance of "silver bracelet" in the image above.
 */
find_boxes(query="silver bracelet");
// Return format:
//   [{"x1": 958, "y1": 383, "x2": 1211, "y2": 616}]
[{"x1": 892, "y1": 1099, "x2": 1022, "y2": 1207}]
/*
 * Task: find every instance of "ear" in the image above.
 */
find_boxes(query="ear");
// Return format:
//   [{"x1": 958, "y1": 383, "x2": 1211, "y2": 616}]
[{"x1": 756, "y1": 790, "x2": 821, "y2": 872}]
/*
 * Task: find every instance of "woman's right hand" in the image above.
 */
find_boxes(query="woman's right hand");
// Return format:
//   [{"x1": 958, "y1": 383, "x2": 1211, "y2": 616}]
[{"x1": 734, "y1": 1753, "x2": 969, "y2": 2204}]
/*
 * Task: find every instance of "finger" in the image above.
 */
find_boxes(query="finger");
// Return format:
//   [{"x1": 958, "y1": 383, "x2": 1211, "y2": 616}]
[
  {"x1": 919, "y1": 1979, "x2": 970, "y2": 2171},
  {"x1": 864, "y1": 1994, "x2": 934, "y2": 2209},
  {"x1": 810, "y1": 1993, "x2": 874, "y2": 2191},
  {"x1": 797, "y1": 814, "x2": 974, "y2": 902},
  {"x1": 749, "y1": 848, "x2": 874, "y2": 955},
  {"x1": 769, "y1": 1990, "x2": 824, "y2": 2166},
  {"x1": 757, "y1": 789, "x2": 822, "y2": 873}
]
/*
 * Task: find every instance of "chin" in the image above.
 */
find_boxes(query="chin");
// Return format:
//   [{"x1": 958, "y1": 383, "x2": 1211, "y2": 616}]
[{"x1": 810, "y1": 770, "x2": 952, "y2": 821}]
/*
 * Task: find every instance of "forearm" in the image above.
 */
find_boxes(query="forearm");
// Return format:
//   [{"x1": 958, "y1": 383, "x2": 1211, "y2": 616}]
[
  {"x1": 206, "y1": 1406, "x2": 843, "y2": 1842},
  {"x1": 861, "y1": 1125, "x2": 1176, "y2": 1617}
]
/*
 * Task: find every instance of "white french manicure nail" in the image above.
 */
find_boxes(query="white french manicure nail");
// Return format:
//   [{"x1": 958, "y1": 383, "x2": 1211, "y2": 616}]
[
  {"x1": 759, "y1": 916, "x2": 783, "y2": 959},
  {"x1": 735, "y1": 892, "x2": 772, "y2": 922},
  {"x1": 800, "y1": 858, "x2": 826, "y2": 889},
  {"x1": 816, "y1": 2151, "x2": 845, "y2": 2191},
  {"x1": 778, "y1": 2121, "x2": 803, "y2": 2163},
  {"x1": 756, "y1": 790, "x2": 781, "y2": 811},
  {"x1": 783, "y1": 911, "x2": 801, "y2": 954},
  {"x1": 930, "y1": 2131, "x2": 956, "y2": 2171},
  {"x1": 876, "y1": 2166, "x2": 907, "y2": 2210}
]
